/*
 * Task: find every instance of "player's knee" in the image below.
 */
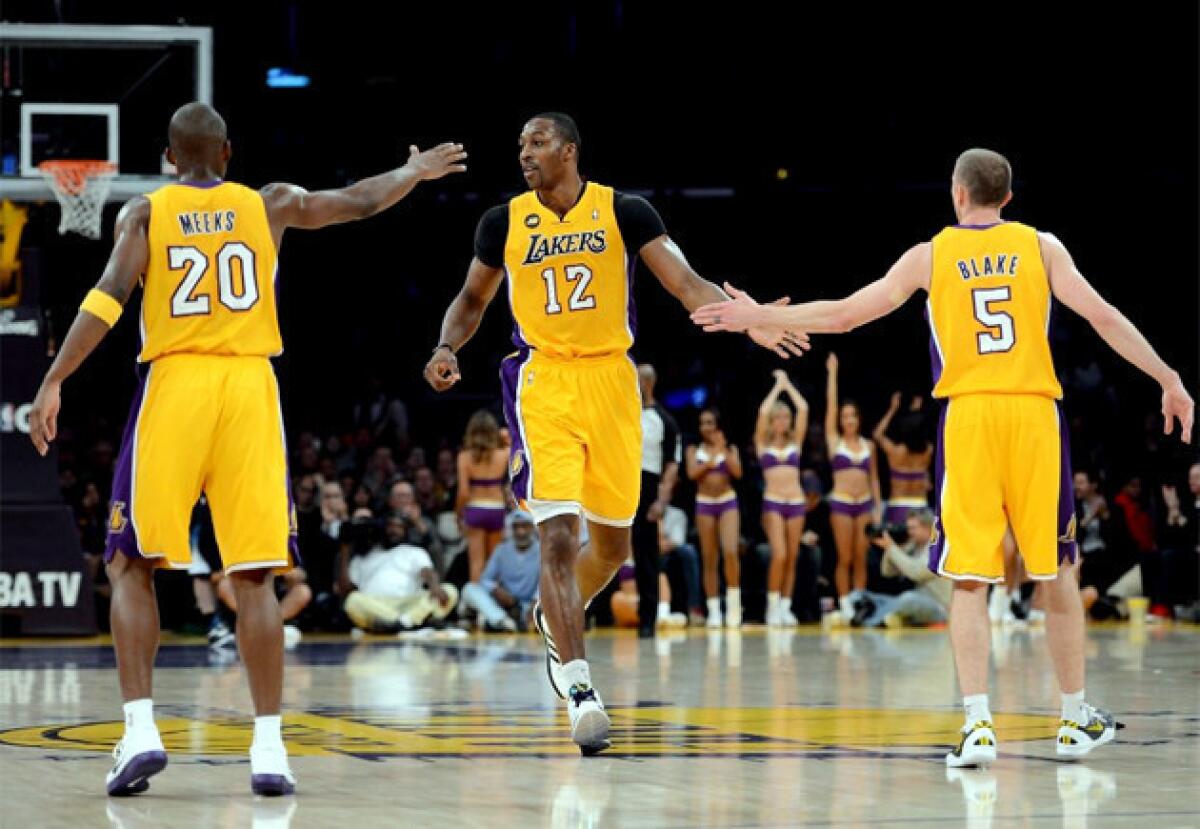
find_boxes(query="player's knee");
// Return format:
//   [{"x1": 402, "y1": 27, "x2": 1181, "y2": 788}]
[{"x1": 540, "y1": 518, "x2": 577, "y2": 562}]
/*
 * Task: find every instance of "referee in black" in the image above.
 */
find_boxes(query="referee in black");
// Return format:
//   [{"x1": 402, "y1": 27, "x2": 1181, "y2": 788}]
[{"x1": 633, "y1": 363, "x2": 681, "y2": 638}]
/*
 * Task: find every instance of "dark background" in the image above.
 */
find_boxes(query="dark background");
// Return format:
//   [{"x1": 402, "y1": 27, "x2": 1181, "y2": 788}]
[{"x1": 4, "y1": 2, "x2": 1198, "y2": 475}]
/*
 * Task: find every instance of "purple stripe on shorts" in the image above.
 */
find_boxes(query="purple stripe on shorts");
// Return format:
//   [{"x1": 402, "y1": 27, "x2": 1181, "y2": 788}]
[
  {"x1": 464, "y1": 504, "x2": 506, "y2": 531},
  {"x1": 696, "y1": 495, "x2": 738, "y2": 518},
  {"x1": 1056, "y1": 402, "x2": 1077, "y2": 566},
  {"x1": 762, "y1": 498, "x2": 807, "y2": 520},
  {"x1": 927, "y1": 401, "x2": 949, "y2": 575},
  {"x1": 500, "y1": 352, "x2": 531, "y2": 502},
  {"x1": 828, "y1": 497, "x2": 874, "y2": 519},
  {"x1": 105, "y1": 364, "x2": 151, "y2": 564}
]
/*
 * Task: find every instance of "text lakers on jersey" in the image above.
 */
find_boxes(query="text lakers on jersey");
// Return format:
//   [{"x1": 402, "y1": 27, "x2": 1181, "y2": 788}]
[
  {"x1": 927, "y1": 221, "x2": 1061, "y2": 399},
  {"x1": 141, "y1": 182, "x2": 281, "y2": 362},
  {"x1": 473, "y1": 182, "x2": 667, "y2": 359}
]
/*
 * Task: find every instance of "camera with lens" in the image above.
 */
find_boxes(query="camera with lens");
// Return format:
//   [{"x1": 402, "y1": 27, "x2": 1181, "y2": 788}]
[{"x1": 865, "y1": 520, "x2": 908, "y2": 546}]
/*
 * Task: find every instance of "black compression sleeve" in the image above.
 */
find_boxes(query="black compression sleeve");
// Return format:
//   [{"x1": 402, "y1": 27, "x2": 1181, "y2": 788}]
[
  {"x1": 614, "y1": 193, "x2": 667, "y2": 254},
  {"x1": 473, "y1": 205, "x2": 509, "y2": 268}
]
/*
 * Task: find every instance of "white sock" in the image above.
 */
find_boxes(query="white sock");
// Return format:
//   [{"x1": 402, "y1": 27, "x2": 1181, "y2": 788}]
[
  {"x1": 707, "y1": 597, "x2": 722, "y2": 616},
  {"x1": 1061, "y1": 689, "x2": 1086, "y2": 723},
  {"x1": 657, "y1": 601, "x2": 671, "y2": 620},
  {"x1": 767, "y1": 592, "x2": 780, "y2": 611},
  {"x1": 963, "y1": 694, "x2": 992, "y2": 727},
  {"x1": 123, "y1": 698, "x2": 154, "y2": 733},
  {"x1": 561, "y1": 659, "x2": 592, "y2": 692},
  {"x1": 253, "y1": 714, "x2": 284, "y2": 748},
  {"x1": 726, "y1": 587, "x2": 741, "y2": 609}
]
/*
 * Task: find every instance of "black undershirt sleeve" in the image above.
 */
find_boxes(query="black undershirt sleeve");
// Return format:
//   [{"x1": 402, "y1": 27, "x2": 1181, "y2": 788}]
[
  {"x1": 614, "y1": 193, "x2": 668, "y2": 256},
  {"x1": 473, "y1": 205, "x2": 509, "y2": 268}
]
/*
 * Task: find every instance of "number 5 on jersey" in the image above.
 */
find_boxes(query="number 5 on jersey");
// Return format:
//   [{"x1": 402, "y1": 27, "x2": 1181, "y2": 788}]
[
  {"x1": 972, "y1": 286, "x2": 1015, "y2": 354},
  {"x1": 541, "y1": 263, "x2": 596, "y2": 315},
  {"x1": 169, "y1": 243, "x2": 260, "y2": 317}
]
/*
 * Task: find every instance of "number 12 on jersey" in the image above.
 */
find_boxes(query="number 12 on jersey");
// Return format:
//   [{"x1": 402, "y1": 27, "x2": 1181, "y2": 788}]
[
  {"x1": 972, "y1": 286, "x2": 1015, "y2": 354},
  {"x1": 541, "y1": 263, "x2": 596, "y2": 315}
]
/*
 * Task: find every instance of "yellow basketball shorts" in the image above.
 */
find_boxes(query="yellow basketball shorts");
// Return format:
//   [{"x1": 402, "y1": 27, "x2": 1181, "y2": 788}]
[
  {"x1": 104, "y1": 353, "x2": 296, "y2": 572},
  {"x1": 928, "y1": 394, "x2": 1077, "y2": 582},
  {"x1": 501, "y1": 350, "x2": 642, "y2": 526}
]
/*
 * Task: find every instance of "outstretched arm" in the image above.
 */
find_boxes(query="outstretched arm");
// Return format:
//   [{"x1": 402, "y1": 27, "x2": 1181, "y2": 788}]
[
  {"x1": 638, "y1": 235, "x2": 808, "y2": 358},
  {"x1": 692, "y1": 243, "x2": 932, "y2": 334},
  {"x1": 782, "y1": 378, "x2": 810, "y2": 446},
  {"x1": 873, "y1": 392, "x2": 901, "y2": 453},
  {"x1": 824, "y1": 353, "x2": 840, "y2": 450},
  {"x1": 29, "y1": 197, "x2": 150, "y2": 455},
  {"x1": 1041, "y1": 232, "x2": 1193, "y2": 442},
  {"x1": 261, "y1": 143, "x2": 466, "y2": 239},
  {"x1": 423, "y1": 258, "x2": 506, "y2": 391},
  {"x1": 755, "y1": 371, "x2": 788, "y2": 450}
]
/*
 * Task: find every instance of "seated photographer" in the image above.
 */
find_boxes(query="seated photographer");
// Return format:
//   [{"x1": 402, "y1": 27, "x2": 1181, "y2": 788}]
[
  {"x1": 459, "y1": 510, "x2": 541, "y2": 632},
  {"x1": 844, "y1": 509, "x2": 950, "y2": 627},
  {"x1": 341, "y1": 514, "x2": 458, "y2": 633}
]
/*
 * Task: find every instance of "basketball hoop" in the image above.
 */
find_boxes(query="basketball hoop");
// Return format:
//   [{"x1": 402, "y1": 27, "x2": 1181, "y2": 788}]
[{"x1": 37, "y1": 160, "x2": 118, "y2": 240}]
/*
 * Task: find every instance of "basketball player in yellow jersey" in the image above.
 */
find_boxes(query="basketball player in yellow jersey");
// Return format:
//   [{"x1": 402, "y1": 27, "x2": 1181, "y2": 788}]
[
  {"x1": 694, "y1": 148, "x2": 1194, "y2": 767},
  {"x1": 424, "y1": 113, "x2": 806, "y2": 753},
  {"x1": 27, "y1": 102, "x2": 466, "y2": 796}
]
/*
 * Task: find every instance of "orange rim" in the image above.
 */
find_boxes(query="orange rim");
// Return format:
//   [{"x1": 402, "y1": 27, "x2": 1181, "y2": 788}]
[{"x1": 38, "y1": 160, "x2": 117, "y2": 197}]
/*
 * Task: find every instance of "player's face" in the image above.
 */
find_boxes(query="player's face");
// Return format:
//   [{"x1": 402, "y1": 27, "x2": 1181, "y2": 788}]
[
  {"x1": 519, "y1": 120, "x2": 568, "y2": 190},
  {"x1": 839, "y1": 404, "x2": 860, "y2": 435}
]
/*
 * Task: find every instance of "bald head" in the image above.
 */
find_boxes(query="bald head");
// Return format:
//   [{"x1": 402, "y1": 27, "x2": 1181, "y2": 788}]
[
  {"x1": 638, "y1": 363, "x2": 657, "y2": 402},
  {"x1": 168, "y1": 102, "x2": 229, "y2": 174},
  {"x1": 953, "y1": 148, "x2": 1012, "y2": 208}
]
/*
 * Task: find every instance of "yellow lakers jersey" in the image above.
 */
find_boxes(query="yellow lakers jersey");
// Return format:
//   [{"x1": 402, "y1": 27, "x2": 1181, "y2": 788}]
[
  {"x1": 504, "y1": 183, "x2": 632, "y2": 358},
  {"x1": 927, "y1": 221, "x2": 1062, "y2": 399},
  {"x1": 140, "y1": 182, "x2": 281, "y2": 362}
]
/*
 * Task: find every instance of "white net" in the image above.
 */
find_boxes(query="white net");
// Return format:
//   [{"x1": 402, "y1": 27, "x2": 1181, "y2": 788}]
[{"x1": 38, "y1": 161, "x2": 117, "y2": 240}]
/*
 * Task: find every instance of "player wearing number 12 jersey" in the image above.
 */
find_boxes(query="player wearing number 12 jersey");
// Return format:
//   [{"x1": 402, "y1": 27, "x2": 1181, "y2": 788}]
[
  {"x1": 28, "y1": 102, "x2": 466, "y2": 797},
  {"x1": 425, "y1": 113, "x2": 806, "y2": 754},
  {"x1": 693, "y1": 148, "x2": 1193, "y2": 770}
]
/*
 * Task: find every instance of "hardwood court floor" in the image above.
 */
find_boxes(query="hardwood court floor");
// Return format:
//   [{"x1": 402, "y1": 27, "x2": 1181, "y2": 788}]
[{"x1": 0, "y1": 622, "x2": 1196, "y2": 827}]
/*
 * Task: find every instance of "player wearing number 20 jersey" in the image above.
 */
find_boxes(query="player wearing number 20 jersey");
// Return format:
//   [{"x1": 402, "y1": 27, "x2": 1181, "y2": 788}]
[
  {"x1": 474, "y1": 181, "x2": 666, "y2": 525},
  {"x1": 106, "y1": 180, "x2": 295, "y2": 573}
]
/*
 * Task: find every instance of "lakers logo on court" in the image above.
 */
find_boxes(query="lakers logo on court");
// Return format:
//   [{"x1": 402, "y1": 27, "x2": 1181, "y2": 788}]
[{"x1": 0, "y1": 705, "x2": 1057, "y2": 759}]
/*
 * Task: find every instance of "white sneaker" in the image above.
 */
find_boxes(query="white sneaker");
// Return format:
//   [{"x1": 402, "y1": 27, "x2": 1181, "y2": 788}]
[
  {"x1": 706, "y1": 609, "x2": 723, "y2": 629},
  {"x1": 988, "y1": 588, "x2": 1008, "y2": 624},
  {"x1": 725, "y1": 606, "x2": 742, "y2": 628},
  {"x1": 765, "y1": 605, "x2": 782, "y2": 627},
  {"x1": 568, "y1": 685, "x2": 611, "y2": 756},
  {"x1": 1057, "y1": 704, "x2": 1118, "y2": 758},
  {"x1": 1027, "y1": 609, "x2": 1046, "y2": 625},
  {"x1": 283, "y1": 625, "x2": 302, "y2": 649},
  {"x1": 657, "y1": 612, "x2": 687, "y2": 628},
  {"x1": 780, "y1": 607, "x2": 799, "y2": 627},
  {"x1": 945, "y1": 721, "x2": 997, "y2": 768},
  {"x1": 249, "y1": 741, "x2": 296, "y2": 796},
  {"x1": 106, "y1": 729, "x2": 167, "y2": 796}
]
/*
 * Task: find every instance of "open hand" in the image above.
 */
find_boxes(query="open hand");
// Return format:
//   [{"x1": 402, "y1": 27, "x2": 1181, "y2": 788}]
[{"x1": 406, "y1": 143, "x2": 468, "y2": 181}]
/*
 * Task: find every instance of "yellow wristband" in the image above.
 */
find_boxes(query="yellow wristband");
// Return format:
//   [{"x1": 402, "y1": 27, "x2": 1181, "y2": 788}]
[{"x1": 80, "y1": 289, "x2": 122, "y2": 328}]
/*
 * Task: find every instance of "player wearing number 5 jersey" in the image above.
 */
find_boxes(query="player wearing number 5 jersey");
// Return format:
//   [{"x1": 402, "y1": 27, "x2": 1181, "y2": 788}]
[
  {"x1": 693, "y1": 148, "x2": 1193, "y2": 769},
  {"x1": 425, "y1": 113, "x2": 807, "y2": 754},
  {"x1": 27, "y1": 102, "x2": 466, "y2": 798}
]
